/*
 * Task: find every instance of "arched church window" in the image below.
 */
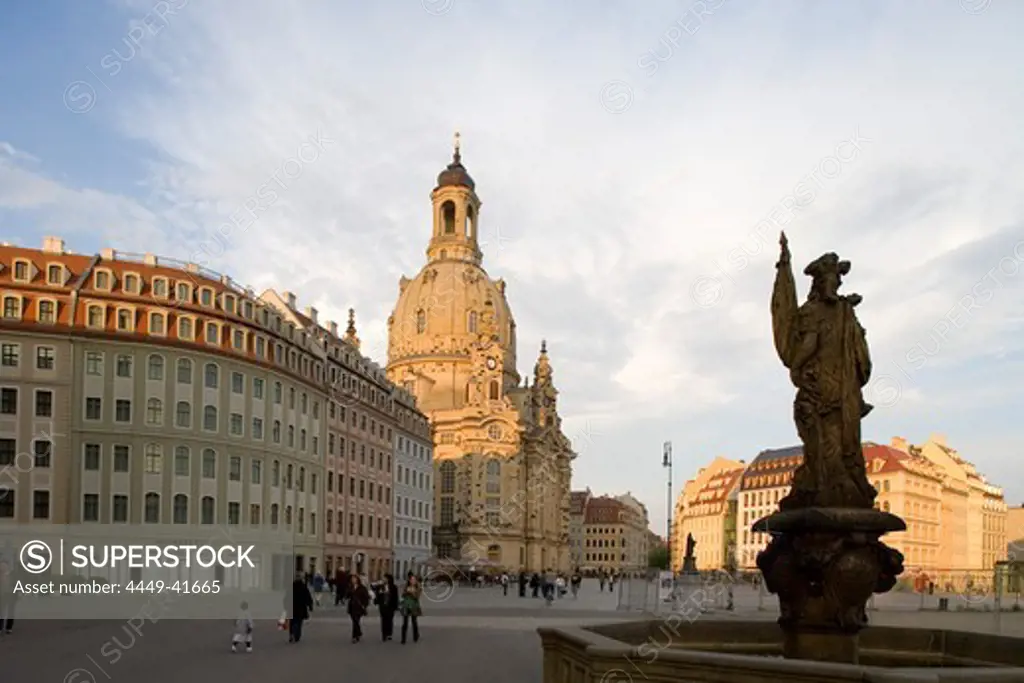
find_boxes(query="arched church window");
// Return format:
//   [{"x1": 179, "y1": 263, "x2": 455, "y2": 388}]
[
  {"x1": 486, "y1": 458, "x2": 501, "y2": 494},
  {"x1": 467, "y1": 311, "x2": 477, "y2": 333},
  {"x1": 442, "y1": 201, "x2": 456, "y2": 234},
  {"x1": 440, "y1": 461, "x2": 456, "y2": 494},
  {"x1": 489, "y1": 380, "x2": 500, "y2": 401},
  {"x1": 416, "y1": 310, "x2": 426, "y2": 334},
  {"x1": 466, "y1": 205, "x2": 475, "y2": 239}
]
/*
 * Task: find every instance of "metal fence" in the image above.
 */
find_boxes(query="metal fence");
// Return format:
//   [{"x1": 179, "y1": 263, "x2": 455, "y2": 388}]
[{"x1": 617, "y1": 565, "x2": 1024, "y2": 617}]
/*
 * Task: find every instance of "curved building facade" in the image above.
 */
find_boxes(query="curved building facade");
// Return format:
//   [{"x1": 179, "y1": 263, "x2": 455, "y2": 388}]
[{"x1": 0, "y1": 238, "x2": 325, "y2": 572}]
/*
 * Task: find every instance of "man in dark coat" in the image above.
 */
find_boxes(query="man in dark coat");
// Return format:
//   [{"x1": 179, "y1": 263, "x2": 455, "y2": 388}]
[
  {"x1": 287, "y1": 572, "x2": 313, "y2": 643},
  {"x1": 377, "y1": 574, "x2": 400, "y2": 641}
]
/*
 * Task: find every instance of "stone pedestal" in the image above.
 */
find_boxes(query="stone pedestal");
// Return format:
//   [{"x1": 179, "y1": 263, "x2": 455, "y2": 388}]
[{"x1": 754, "y1": 507, "x2": 906, "y2": 664}]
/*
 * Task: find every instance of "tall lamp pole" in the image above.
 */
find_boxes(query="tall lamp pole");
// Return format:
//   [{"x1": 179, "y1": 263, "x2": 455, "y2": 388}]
[{"x1": 662, "y1": 441, "x2": 673, "y2": 572}]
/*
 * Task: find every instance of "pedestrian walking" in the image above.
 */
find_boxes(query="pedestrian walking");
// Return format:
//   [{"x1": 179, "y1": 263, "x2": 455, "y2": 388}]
[
  {"x1": 231, "y1": 600, "x2": 253, "y2": 653},
  {"x1": 400, "y1": 573, "x2": 422, "y2": 644},
  {"x1": 286, "y1": 572, "x2": 313, "y2": 643},
  {"x1": 501, "y1": 572, "x2": 509, "y2": 596},
  {"x1": 378, "y1": 574, "x2": 399, "y2": 642},
  {"x1": 347, "y1": 574, "x2": 370, "y2": 643}
]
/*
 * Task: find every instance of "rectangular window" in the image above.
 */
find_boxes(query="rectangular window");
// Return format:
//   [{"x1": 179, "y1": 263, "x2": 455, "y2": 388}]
[
  {"x1": 115, "y1": 399, "x2": 132, "y2": 423},
  {"x1": 230, "y1": 413, "x2": 243, "y2": 436},
  {"x1": 33, "y1": 490, "x2": 50, "y2": 519},
  {"x1": 83, "y1": 494, "x2": 100, "y2": 522},
  {"x1": 83, "y1": 444, "x2": 101, "y2": 470},
  {"x1": 232, "y1": 372, "x2": 244, "y2": 394},
  {"x1": 1, "y1": 344, "x2": 19, "y2": 367},
  {"x1": 36, "y1": 347, "x2": 55, "y2": 370},
  {"x1": 229, "y1": 456, "x2": 241, "y2": 481},
  {"x1": 84, "y1": 397, "x2": 101, "y2": 420},
  {"x1": 33, "y1": 440, "x2": 52, "y2": 468},
  {"x1": 34, "y1": 390, "x2": 53, "y2": 418},
  {"x1": 113, "y1": 495, "x2": 129, "y2": 523},
  {"x1": 0, "y1": 439, "x2": 14, "y2": 466},
  {"x1": 253, "y1": 378, "x2": 264, "y2": 399},
  {"x1": 116, "y1": 355, "x2": 133, "y2": 378},
  {"x1": 113, "y1": 445, "x2": 130, "y2": 472},
  {"x1": 252, "y1": 417, "x2": 263, "y2": 439},
  {"x1": 228, "y1": 502, "x2": 240, "y2": 525},
  {"x1": 85, "y1": 352, "x2": 103, "y2": 375}
]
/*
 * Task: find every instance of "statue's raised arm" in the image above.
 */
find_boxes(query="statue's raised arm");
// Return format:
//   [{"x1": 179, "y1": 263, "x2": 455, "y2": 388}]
[{"x1": 771, "y1": 232, "x2": 798, "y2": 368}]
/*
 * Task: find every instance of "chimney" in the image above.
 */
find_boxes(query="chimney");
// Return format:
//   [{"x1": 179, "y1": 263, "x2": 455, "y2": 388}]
[
  {"x1": 42, "y1": 236, "x2": 65, "y2": 254},
  {"x1": 100, "y1": 248, "x2": 116, "y2": 260},
  {"x1": 283, "y1": 291, "x2": 296, "y2": 309},
  {"x1": 305, "y1": 306, "x2": 318, "y2": 323},
  {"x1": 891, "y1": 436, "x2": 909, "y2": 452},
  {"x1": 144, "y1": 253, "x2": 157, "y2": 266},
  {"x1": 328, "y1": 320, "x2": 338, "y2": 336}
]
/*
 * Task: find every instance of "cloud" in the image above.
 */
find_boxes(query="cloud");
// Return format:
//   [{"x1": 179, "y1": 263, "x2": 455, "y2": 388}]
[{"x1": 4, "y1": 0, "x2": 1024, "y2": 529}]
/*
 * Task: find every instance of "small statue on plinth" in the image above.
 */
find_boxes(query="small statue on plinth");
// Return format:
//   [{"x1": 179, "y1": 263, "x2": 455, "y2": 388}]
[
  {"x1": 681, "y1": 533, "x2": 698, "y2": 574},
  {"x1": 754, "y1": 233, "x2": 905, "y2": 664}
]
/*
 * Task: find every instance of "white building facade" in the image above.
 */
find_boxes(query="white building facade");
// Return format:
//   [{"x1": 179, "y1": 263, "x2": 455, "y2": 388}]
[{"x1": 392, "y1": 387, "x2": 433, "y2": 578}]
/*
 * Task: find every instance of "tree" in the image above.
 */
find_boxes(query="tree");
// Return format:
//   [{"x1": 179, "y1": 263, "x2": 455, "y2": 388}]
[{"x1": 648, "y1": 545, "x2": 669, "y2": 570}]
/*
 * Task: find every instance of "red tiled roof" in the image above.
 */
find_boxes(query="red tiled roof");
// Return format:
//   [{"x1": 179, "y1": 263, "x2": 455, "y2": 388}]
[{"x1": 584, "y1": 496, "x2": 624, "y2": 524}]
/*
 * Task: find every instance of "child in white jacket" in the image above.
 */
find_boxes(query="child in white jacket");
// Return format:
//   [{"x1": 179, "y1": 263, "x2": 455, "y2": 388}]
[{"x1": 232, "y1": 601, "x2": 253, "y2": 653}]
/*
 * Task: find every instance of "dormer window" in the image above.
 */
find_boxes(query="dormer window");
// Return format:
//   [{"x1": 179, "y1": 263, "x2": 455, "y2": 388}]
[
  {"x1": 116, "y1": 308, "x2": 134, "y2": 331},
  {"x1": 2, "y1": 295, "x2": 21, "y2": 319},
  {"x1": 86, "y1": 304, "x2": 104, "y2": 328},
  {"x1": 243, "y1": 301, "x2": 253, "y2": 318},
  {"x1": 94, "y1": 270, "x2": 112, "y2": 290},
  {"x1": 46, "y1": 264, "x2": 65, "y2": 285},
  {"x1": 123, "y1": 273, "x2": 140, "y2": 294},
  {"x1": 232, "y1": 329, "x2": 245, "y2": 350},
  {"x1": 199, "y1": 287, "x2": 214, "y2": 307},
  {"x1": 223, "y1": 294, "x2": 236, "y2": 314},
  {"x1": 205, "y1": 321, "x2": 219, "y2": 344},
  {"x1": 38, "y1": 299, "x2": 57, "y2": 324},
  {"x1": 178, "y1": 316, "x2": 194, "y2": 340},
  {"x1": 13, "y1": 259, "x2": 31, "y2": 282},
  {"x1": 176, "y1": 282, "x2": 191, "y2": 303},
  {"x1": 152, "y1": 277, "x2": 169, "y2": 298}
]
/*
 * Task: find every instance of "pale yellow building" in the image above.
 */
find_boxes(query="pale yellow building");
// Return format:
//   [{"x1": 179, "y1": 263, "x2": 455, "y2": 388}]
[
  {"x1": 730, "y1": 437, "x2": 1008, "y2": 581},
  {"x1": 614, "y1": 492, "x2": 651, "y2": 570},
  {"x1": 385, "y1": 138, "x2": 574, "y2": 572},
  {"x1": 1008, "y1": 505, "x2": 1024, "y2": 557},
  {"x1": 569, "y1": 488, "x2": 592, "y2": 570},
  {"x1": 673, "y1": 456, "x2": 744, "y2": 572},
  {"x1": 891, "y1": 434, "x2": 1008, "y2": 573},
  {"x1": 580, "y1": 494, "x2": 648, "y2": 573}
]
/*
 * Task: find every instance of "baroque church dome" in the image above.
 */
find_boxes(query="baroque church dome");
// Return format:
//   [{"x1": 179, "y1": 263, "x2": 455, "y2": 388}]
[
  {"x1": 387, "y1": 133, "x2": 518, "y2": 371},
  {"x1": 388, "y1": 259, "x2": 515, "y2": 362}
]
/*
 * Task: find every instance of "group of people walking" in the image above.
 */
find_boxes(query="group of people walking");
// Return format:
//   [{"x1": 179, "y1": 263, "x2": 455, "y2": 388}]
[{"x1": 284, "y1": 571, "x2": 423, "y2": 646}]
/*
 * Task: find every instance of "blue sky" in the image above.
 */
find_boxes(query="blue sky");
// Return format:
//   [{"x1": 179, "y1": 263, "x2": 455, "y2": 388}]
[{"x1": 1, "y1": 0, "x2": 1023, "y2": 533}]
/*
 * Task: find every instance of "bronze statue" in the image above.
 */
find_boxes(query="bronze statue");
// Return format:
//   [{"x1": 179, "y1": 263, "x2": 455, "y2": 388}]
[
  {"x1": 681, "y1": 533, "x2": 698, "y2": 573},
  {"x1": 771, "y1": 232, "x2": 876, "y2": 510},
  {"x1": 756, "y1": 233, "x2": 905, "y2": 663}
]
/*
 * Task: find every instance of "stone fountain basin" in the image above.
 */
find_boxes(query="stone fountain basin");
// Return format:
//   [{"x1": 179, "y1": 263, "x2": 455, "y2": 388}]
[{"x1": 538, "y1": 619, "x2": 1024, "y2": 682}]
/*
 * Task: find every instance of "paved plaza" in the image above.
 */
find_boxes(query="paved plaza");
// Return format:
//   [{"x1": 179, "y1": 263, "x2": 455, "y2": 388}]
[{"x1": 5, "y1": 579, "x2": 1024, "y2": 682}]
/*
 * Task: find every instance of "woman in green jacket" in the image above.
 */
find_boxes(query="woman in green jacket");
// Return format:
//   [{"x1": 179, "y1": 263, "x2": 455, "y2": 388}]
[{"x1": 399, "y1": 573, "x2": 422, "y2": 644}]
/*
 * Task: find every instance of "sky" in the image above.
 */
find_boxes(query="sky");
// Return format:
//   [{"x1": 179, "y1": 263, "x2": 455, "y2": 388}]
[{"x1": 1, "y1": 0, "x2": 1022, "y2": 535}]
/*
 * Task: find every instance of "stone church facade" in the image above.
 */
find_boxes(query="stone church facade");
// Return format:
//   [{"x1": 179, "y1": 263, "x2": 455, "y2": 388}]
[{"x1": 385, "y1": 137, "x2": 574, "y2": 573}]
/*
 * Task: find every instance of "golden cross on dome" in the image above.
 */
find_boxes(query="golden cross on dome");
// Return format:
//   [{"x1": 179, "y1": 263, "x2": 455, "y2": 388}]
[{"x1": 453, "y1": 130, "x2": 461, "y2": 155}]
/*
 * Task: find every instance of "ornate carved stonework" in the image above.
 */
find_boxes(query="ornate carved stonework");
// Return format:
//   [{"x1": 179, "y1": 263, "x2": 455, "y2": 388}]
[{"x1": 755, "y1": 234, "x2": 905, "y2": 664}]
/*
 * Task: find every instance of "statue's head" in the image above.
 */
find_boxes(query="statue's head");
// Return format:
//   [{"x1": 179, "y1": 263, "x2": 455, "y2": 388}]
[{"x1": 804, "y1": 252, "x2": 850, "y2": 301}]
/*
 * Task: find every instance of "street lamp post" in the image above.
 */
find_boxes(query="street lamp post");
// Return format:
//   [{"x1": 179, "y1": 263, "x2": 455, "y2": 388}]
[{"x1": 662, "y1": 441, "x2": 673, "y2": 572}]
